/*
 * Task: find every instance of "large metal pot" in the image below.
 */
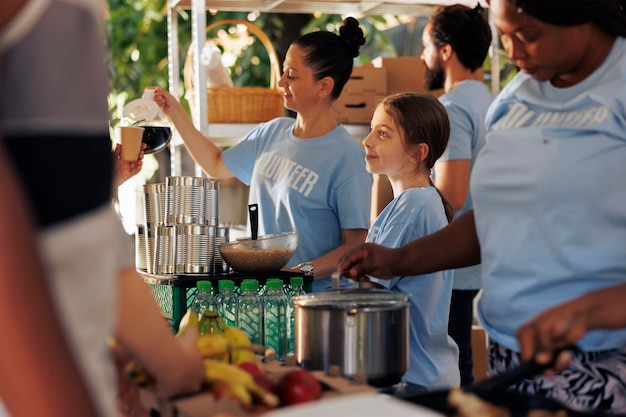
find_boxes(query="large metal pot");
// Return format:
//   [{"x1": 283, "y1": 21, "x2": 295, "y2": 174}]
[{"x1": 293, "y1": 288, "x2": 409, "y2": 387}]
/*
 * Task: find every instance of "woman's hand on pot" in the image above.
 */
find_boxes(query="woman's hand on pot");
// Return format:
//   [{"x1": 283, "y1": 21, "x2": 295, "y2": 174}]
[{"x1": 337, "y1": 242, "x2": 399, "y2": 282}]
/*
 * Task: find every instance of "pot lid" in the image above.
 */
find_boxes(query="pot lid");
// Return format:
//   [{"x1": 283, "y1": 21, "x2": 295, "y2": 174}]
[{"x1": 292, "y1": 288, "x2": 409, "y2": 309}]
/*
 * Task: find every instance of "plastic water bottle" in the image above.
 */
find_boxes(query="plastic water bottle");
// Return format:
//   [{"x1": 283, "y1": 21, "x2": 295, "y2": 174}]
[
  {"x1": 286, "y1": 276, "x2": 306, "y2": 356},
  {"x1": 236, "y1": 279, "x2": 255, "y2": 295},
  {"x1": 262, "y1": 279, "x2": 289, "y2": 360},
  {"x1": 236, "y1": 280, "x2": 262, "y2": 345},
  {"x1": 190, "y1": 280, "x2": 217, "y2": 333},
  {"x1": 215, "y1": 279, "x2": 238, "y2": 327},
  {"x1": 240, "y1": 278, "x2": 266, "y2": 297},
  {"x1": 191, "y1": 280, "x2": 217, "y2": 316}
]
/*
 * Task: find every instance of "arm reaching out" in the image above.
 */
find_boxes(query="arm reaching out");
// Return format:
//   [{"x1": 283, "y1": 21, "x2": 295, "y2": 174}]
[
  {"x1": 152, "y1": 87, "x2": 233, "y2": 179},
  {"x1": 114, "y1": 266, "x2": 204, "y2": 398},
  {"x1": 338, "y1": 210, "x2": 481, "y2": 282}
]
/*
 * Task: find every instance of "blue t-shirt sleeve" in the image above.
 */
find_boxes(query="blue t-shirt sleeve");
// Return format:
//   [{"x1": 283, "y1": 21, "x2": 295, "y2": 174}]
[
  {"x1": 368, "y1": 222, "x2": 416, "y2": 289},
  {"x1": 440, "y1": 102, "x2": 473, "y2": 161},
  {"x1": 333, "y1": 171, "x2": 373, "y2": 230},
  {"x1": 368, "y1": 189, "x2": 448, "y2": 289},
  {"x1": 222, "y1": 125, "x2": 265, "y2": 185}
]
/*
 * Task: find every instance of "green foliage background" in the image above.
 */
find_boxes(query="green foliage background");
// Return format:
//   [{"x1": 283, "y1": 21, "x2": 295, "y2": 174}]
[
  {"x1": 104, "y1": 0, "x2": 399, "y2": 127},
  {"x1": 104, "y1": 1, "x2": 514, "y2": 126}
]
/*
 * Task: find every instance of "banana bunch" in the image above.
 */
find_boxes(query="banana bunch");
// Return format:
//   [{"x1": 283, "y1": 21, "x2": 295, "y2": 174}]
[
  {"x1": 196, "y1": 331, "x2": 231, "y2": 363},
  {"x1": 200, "y1": 311, "x2": 257, "y2": 364},
  {"x1": 176, "y1": 309, "x2": 232, "y2": 362},
  {"x1": 176, "y1": 308, "x2": 200, "y2": 338},
  {"x1": 204, "y1": 359, "x2": 279, "y2": 410},
  {"x1": 126, "y1": 308, "x2": 259, "y2": 393}
]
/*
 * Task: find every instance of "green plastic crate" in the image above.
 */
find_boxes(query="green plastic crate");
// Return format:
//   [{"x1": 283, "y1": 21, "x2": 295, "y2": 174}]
[{"x1": 141, "y1": 271, "x2": 311, "y2": 332}]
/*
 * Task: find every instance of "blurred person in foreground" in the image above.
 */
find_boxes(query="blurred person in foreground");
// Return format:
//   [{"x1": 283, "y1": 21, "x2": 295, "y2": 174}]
[
  {"x1": 422, "y1": 4, "x2": 493, "y2": 386},
  {"x1": 339, "y1": 0, "x2": 626, "y2": 412},
  {"x1": 153, "y1": 17, "x2": 373, "y2": 292},
  {"x1": 0, "y1": 0, "x2": 203, "y2": 416},
  {"x1": 0, "y1": 146, "x2": 100, "y2": 417}
]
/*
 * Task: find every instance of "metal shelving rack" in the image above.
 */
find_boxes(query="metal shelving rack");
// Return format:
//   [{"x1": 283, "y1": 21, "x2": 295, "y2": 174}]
[{"x1": 164, "y1": 0, "x2": 498, "y2": 176}]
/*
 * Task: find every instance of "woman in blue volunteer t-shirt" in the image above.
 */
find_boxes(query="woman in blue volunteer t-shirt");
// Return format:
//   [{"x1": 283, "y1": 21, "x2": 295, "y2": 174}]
[{"x1": 154, "y1": 17, "x2": 372, "y2": 292}]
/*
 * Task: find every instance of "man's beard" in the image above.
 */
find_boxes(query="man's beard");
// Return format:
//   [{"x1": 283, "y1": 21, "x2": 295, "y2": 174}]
[{"x1": 424, "y1": 62, "x2": 444, "y2": 91}]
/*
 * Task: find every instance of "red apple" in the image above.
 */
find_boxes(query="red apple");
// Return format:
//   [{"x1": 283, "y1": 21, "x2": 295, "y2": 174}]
[
  {"x1": 236, "y1": 361, "x2": 264, "y2": 375},
  {"x1": 277, "y1": 369, "x2": 322, "y2": 406},
  {"x1": 253, "y1": 372, "x2": 279, "y2": 395}
]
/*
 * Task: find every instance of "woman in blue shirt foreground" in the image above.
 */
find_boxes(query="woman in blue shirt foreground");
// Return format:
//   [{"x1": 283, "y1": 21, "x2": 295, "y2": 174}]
[{"x1": 339, "y1": 0, "x2": 626, "y2": 412}]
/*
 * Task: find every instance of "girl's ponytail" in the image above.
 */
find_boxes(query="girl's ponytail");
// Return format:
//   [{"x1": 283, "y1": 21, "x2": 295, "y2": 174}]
[{"x1": 429, "y1": 178, "x2": 455, "y2": 223}]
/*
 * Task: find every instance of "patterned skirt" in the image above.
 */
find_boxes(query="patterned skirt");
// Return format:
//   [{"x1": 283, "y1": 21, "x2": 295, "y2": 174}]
[{"x1": 488, "y1": 339, "x2": 626, "y2": 413}]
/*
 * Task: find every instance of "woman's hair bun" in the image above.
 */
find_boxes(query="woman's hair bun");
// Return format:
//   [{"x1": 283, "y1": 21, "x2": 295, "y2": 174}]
[{"x1": 338, "y1": 16, "x2": 366, "y2": 58}]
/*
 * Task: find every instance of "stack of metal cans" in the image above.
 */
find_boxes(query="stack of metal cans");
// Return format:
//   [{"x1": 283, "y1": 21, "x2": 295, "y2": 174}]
[{"x1": 137, "y1": 176, "x2": 229, "y2": 275}]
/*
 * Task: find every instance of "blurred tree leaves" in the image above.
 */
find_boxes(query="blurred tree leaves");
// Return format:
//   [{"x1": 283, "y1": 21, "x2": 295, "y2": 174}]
[
  {"x1": 106, "y1": 0, "x2": 180, "y2": 126},
  {"x1": 105, "y1": 1, "x2": 397, "y2": 127}
]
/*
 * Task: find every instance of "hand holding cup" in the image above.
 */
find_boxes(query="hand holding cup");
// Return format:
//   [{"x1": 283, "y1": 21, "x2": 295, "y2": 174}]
[{"x1": 118, "y1": 126, "x2": 145, "y2": 162}]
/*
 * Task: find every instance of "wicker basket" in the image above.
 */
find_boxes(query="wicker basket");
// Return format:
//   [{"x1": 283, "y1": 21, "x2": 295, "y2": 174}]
[{"x1": 184, "y1": 19, "x2": 284, "y2": 123}]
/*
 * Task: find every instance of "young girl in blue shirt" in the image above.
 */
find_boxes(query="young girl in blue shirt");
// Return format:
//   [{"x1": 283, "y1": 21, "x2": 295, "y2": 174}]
[{"x1": 364, "y1": 92, "x2": 460, "y2": 390}]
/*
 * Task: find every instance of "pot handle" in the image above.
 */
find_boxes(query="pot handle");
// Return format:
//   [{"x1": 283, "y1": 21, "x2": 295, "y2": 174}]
[
  {"x1": 343, "y1": 308, "x2": 358, "y2": 376},
  {"x1": 331, "y1": 271, "x2": 345, "y2": 289}
]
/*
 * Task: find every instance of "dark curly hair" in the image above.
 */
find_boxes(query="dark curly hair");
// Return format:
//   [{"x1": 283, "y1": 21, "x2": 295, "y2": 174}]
[
  {"x1": 429, "y1": 5, "x2": 492, "y2": 72},
  {"x1": 292, "y1": 17, "x2": 366, "y2": 100},
  {"x1": 506, "y1": 0, "x2": 626, "y2": 37}
]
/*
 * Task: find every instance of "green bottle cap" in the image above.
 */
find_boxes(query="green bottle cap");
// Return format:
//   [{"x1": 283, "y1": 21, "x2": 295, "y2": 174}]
[
  {"x1": 197, "y1": 280, "x2": 212, "y2": 291},
  {"x1": 218, "y1": 279, "x2": 234, "y2": 290},
  {"x1": 290, "y1": 277, "x2": 304, "y2": 286},
  {"x1": 266, "y1": 279, "x2": 283, "y2": 290},
  {"x1": 240, "y1": 280, "x2": 254, "y2": 291}
]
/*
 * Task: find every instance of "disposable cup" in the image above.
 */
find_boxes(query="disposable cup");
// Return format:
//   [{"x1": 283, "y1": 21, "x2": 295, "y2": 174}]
[{"x1": 118, "y1": 126, "x2": 145, "y2": 161}]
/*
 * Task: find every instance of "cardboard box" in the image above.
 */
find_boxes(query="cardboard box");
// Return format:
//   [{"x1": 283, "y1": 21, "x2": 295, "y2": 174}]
[
  {"x1": 342, "y1": 64, "x2": 387, "y2": 95},
  {"x1": 372, "y1": 56, "x2": 444, "y2": 97},
  {"x1": 471, "y1": 325, "x2": 488, "y2": 383},
  {"x1": 333, "y1": 58, "x2": 447, "y2": 124},
  {"x1": 332, "y1": 64, "x2": 387, "y2": 124},
  {"x1": 332, "y1": 91, "x2": 385, "y2": 124}
]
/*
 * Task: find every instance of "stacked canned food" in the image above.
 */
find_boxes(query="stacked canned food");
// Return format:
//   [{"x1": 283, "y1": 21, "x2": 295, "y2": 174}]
[{"x1": 137, "y1": 176, "x2": 230, "y2": 274}]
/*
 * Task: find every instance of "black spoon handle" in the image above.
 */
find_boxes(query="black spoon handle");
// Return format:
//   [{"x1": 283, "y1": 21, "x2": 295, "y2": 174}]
[{"x1": 248, "y1": 204, "x2": 258, "y2": 241}]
